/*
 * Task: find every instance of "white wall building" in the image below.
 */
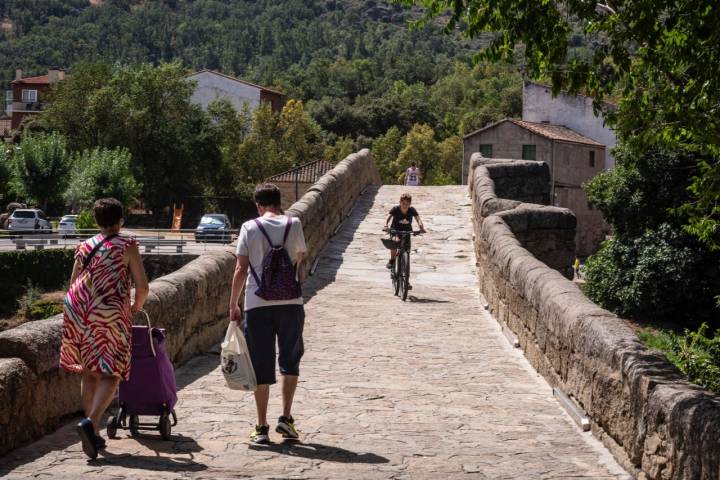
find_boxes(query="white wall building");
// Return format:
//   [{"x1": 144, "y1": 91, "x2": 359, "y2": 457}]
[
  {"x1": 522, "y1": 81, "x2": 617, "y2": 168},
  {"x1": 186, "y1": 70, "x2": 284, "y2": 114}
]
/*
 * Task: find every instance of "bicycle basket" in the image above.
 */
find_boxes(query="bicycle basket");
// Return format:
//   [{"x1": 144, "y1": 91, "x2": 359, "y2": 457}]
[{"x1": 381, "y1": 238, "x2": 399, "y2": 250}]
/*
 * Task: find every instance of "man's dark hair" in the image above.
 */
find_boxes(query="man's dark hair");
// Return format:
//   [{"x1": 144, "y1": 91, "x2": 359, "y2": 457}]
[
  {"x1": 254, "y1": 183, "x2": 282, "y2": 207},
  {"x1": 93, "y1": 198, "x2": 124, "y2": 228},
  {"x1": 411, "y1": 162, "x2": 416, "y2": 167}
]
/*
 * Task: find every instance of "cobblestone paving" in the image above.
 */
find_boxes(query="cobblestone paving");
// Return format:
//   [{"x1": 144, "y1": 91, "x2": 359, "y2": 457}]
[{"x1": 0, "y1": 186, "x2": 630, "y2": 480}]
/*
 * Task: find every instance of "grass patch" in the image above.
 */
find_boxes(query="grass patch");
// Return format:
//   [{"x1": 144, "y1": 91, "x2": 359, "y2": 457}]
[{"x1": 639, "y1": 324, "x2": 720, "y2": 393}]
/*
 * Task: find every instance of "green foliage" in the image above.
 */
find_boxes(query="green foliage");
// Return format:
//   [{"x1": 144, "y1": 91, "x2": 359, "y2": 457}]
[
  {"x1": 41, "y1": 61, "x2": 220, "y2": 211},
  {"x1": 75, "y1": 210, "x2": 97, "y2": 230},
  {"x1": 16, "y1": 280, "x2": 41, "y2": 319},
  {"x1": 407, "y1": 0, "x2": 720, "y2": 249},
  {"x1": 0, "y1": 249, "x2": 74, "y2": 316},
  {"x1": 372, "y1": 127, "x2": 406, "y2": 184},
  {"x1": 0, "y1": 146, "x2": 14, "y2": 204},
  {"x1": 65, "y1": 147, "x2": 141, "y2": 209},
  {"x1": 639, "y1": 325, "x2": 720, "y2": 393},
  {"x1": 28, "y1": 300, "x2": 63, "y2": 320},
  {"x1": 397, "y1": 124, "x2": 438, "y2": 184},
  {"x1": 11, "y1": 132, "x2": 71, "y2": 210},
  {"x1": 584, "y1": 225, "x2": 719, "y2": 325}
]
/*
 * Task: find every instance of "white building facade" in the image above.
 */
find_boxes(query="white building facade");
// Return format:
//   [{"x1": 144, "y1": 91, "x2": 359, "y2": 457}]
[
  {"x1": 186, "y1": 70, "x2": 284, "y2": 114},
  {"x1": 522, "y1": 81, "x2": 617, "y2": 168}
]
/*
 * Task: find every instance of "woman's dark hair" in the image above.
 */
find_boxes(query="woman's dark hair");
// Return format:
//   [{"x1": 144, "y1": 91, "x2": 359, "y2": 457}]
[
  {"x1": 93, "y1": 198, "x2": 124, "y2": 228},
  {"x1": 254, "y1": 183, "x2": 282, "y2": 207}
]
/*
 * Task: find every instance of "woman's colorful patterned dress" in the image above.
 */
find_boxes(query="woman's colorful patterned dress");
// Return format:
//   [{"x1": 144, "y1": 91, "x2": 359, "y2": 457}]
[{"x1": 60, "y1": 234, "x2": 138, "y2": 380}]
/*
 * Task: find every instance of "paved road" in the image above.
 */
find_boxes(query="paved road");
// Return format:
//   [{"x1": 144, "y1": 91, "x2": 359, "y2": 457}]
[{"x1": 0, "y1": 186, "x2": 629, "y2": 480}]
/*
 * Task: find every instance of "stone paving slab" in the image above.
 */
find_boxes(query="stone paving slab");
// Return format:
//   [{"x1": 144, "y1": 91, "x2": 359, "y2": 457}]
[{"x1": 0, "y1": 186, "x2": 630, "y2": 480}]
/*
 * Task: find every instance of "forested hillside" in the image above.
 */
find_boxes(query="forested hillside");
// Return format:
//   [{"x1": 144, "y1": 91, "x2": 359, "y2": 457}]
[{"x1": 0, "y1": 0, "x2": 522, "y2": 184}]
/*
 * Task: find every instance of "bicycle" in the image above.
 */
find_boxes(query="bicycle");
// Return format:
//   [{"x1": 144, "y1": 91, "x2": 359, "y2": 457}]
[{"x1": 382, "y1": 228, "x2": 424, "y2": 301}]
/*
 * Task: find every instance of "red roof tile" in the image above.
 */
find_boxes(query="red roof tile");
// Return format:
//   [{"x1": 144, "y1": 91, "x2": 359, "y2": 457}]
[
  {"x1": 266, "y1": 160, "x2": 335, "y2": 183},
  {"x1": 464, "y1": 118, "x2": 605, "y2": 147},
  {"x1": 11, "y1": 75, "x2": 50, "y2": 85}
]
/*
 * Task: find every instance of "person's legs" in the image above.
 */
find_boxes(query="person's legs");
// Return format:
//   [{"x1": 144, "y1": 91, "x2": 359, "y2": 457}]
[
  {"x1": 276, "y1": 305, "x2": 304, "y2": 438},
  {"x1": 88, "y1": 373, "x2": 120, "y2": 434},
  {"x1": 281, "y1": 375, "x2": 299, "y2": 418},
  {"x1": 254, "y1": 384, "x2": 270, "y2": 427},
  {"x1": 81, "y1": 370, "x2": 99, "y2": 419}
]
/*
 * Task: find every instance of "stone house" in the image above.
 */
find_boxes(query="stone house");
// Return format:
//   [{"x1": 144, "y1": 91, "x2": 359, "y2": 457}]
[
  {"x1": 186, "y1": 70, "x2": 284, "y2": 114},
  {"x1": 7, "y1": 68, "x2": 66, "y2": 130},
  {"x1": 463, "y1": 118, "x2": 608, "y2": 256},
  {"x1": 523, "y1": 80, "x2": 617, "y2": 168},
  {"x1": 266, "y1": 160, "x2": 335, "y2": 210}
]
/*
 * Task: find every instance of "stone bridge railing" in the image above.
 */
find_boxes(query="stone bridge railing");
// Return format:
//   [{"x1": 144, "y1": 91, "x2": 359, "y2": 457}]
[
  {"x1": 469, "y1": 153, "x2": 720, "y2": 480},
  {"x1": 0, "y1": 149, "x2": 380, "y2": 456}
]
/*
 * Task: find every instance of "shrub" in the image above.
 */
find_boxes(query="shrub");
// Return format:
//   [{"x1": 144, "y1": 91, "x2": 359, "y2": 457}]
[
  {"x1": 17, "y1": 281, "x2": 41, "y2": 319},
  {"x1": 75, "y1": 210, "x2": 98, "y2": 230},
  {"x1": 584, "y1": 223, "x2": 720, "y2": 325},
  {"x1": 639, "y1": 325, "x2": 720, "y2": 393}
]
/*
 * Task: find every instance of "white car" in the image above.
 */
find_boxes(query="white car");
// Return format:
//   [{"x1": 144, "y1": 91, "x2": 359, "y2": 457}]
[
  {"x1": 7, "y1": 209, "x2": 51, "y2": 232},
  {"x1": 58, "y1": 215, "x2": 78, "y2": 236}
]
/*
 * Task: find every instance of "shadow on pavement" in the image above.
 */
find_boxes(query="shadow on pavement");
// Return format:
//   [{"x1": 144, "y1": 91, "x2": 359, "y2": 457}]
[
  {"x1": 249, "y1": 441, "x2": 389, "y2": 464},
  {"x1": 407, "y1": 295, "x2": 452, "y2": 304},
  {"x1": 92, "y1": 450, "x2": 208, "y2": 472},
  {"x1": 130, "y1": 433, "x2": 204, "y2": 454}
]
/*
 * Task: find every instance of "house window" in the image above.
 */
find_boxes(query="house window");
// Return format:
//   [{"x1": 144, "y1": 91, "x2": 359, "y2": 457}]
[
  {"x1": 21, "y1": 89, "x2": 37, "y2": 103},
  {"x1": 5, "y1": 91, "x2": 12, "y2": 103},
  {"x1": 589, "y1": 150, "x2": 596, "y2": 168},
  {"x1": 479, "y1": 144, "x2": 493, "y2": 157},
  {"x1": 522, "y1": 144, "x2": 536, "y2": 160}
]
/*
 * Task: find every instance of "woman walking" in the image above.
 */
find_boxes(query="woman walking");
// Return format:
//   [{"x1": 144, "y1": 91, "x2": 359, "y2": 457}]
[{"x1": 59, "y1": 198, "x2": 149, "y2": 459}]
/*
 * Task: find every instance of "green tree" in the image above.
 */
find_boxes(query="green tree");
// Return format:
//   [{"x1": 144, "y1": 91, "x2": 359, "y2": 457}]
[
  {"x1": 64, "y1": 147, "x2": 141, "y2": 210},
  {"x1": 435, "y1": 135, "x2": 462, "y2": 184},
  {"x1": 372, "y1": 126, "x2": 406, "y2": 184},
  {"x1": 0, "y1": 146, "x2": 14, "y2": 205},
  {"x1": 405, "y1": 0, "x2": 720, "y2": 250},
  {"x1": 396, "y1": 124, "x2": 439, "y2": 185},
  {"x1": 12, "y1": 133, "x2": 71, "y2": 211}
]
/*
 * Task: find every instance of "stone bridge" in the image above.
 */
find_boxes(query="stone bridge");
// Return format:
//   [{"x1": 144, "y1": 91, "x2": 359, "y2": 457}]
[{"x1": 0, "y1": 151, "x2": 718, "y2": 480}]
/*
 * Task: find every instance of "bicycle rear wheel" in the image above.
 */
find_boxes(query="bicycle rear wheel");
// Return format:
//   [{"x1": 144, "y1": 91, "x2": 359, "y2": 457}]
[
  {"x1": 392, "y1": 255, "x2": 401, "y2": 296},
  {"x1": 401, "y1": 251, "x2": 410, "y2": 301}
]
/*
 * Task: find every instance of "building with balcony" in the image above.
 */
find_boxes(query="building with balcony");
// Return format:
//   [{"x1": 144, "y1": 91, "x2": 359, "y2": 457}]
[{"x1": 8, "y1": 68, "x2": 66, "y2": 130}]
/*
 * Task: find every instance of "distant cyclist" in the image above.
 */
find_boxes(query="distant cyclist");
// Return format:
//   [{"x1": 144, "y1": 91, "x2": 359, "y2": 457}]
[
  {"x1": 383, "y1": 192, "x2": 425, "y2": 270},
  {"x1": 404, "y1": 162, "x2": 421, "y2": 186}
]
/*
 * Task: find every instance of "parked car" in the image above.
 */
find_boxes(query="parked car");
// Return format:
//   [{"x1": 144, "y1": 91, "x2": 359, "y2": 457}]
[
  {"x1": 58, "y1": 215, "x2": 78, "y2": 236},
  {"x1": 195, "y1": 214, "x2": 232, "y2": 243},
  {"x1": 7, "y1": 209, "x2": 51, "y2": 232}
]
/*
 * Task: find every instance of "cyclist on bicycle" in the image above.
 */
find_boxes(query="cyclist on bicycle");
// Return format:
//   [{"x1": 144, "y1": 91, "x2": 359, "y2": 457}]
[{"x1": 383, "y1": 192, "x2": 425, "y2": 270}]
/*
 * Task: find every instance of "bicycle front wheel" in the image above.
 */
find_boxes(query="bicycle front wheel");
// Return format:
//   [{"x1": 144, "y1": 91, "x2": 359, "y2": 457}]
[
  {"x1": 392, "y1": 255, "x2": 401, "y2": 296},
  {"x1": 401, "y1": 251, "x2": 410, "y2": 301}
]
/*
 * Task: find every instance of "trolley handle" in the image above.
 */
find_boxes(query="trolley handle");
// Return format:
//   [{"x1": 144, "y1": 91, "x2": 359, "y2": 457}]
[{"x1": 138, "y1": 309, "x2": 156, "y2": 358}]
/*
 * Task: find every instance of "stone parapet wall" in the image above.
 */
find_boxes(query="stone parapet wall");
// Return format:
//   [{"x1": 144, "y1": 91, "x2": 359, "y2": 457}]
[
  {"x1": 286, "y1": 149, "x2": 381, "y2": 271},
  {"x1": 0, "y1": 150, "x2": 380, "y2": 456},
  {"x1": 469, "y1": 153, "x2": 720, "y2": 480}
]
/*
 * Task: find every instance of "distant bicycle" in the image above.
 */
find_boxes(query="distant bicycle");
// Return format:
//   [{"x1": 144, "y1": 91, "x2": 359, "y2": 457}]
[{"x1": 382, "y1": 228, "x2": 424, "y2": 301}]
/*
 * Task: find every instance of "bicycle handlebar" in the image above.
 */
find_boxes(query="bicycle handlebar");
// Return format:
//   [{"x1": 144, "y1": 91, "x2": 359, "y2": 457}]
[{"x1": 388, "y1": 229, "x2": 424, "y2": 236}]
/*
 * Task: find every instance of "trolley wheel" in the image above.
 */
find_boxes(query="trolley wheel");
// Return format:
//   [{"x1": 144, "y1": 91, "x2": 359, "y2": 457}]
[
  {"x1": 129, "y1": 415, "x2": 140, "y2": 436},
  {"x1": 106, "y1": 415, "x2": 119, "y2": 439},
  {"x1": 159, "y1": 413, "x2": 172, "y2": 440}
]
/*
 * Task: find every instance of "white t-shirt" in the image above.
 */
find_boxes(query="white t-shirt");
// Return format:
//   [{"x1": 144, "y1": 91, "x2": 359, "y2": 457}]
[
  {"x1": 406, "y1": 167, "x2": 420, "y2": 186},
  {"x1": 235, "y1": 215, "x2": 307, "y2": 311}
]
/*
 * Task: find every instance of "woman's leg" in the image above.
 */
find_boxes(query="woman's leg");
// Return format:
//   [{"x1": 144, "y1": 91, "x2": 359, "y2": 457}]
[
  {"x1": 88, "y1": 374, "x2": 120, "y2": 434},
  {"x1": 81, "y1": 370, "x2": 99, "y2": 418}
]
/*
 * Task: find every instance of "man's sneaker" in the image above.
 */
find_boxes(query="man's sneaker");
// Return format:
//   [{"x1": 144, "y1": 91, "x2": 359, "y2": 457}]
[
  {"x1": 386, "y1": 261, "x2": 393, "y2": 269},
  {"x1": 276, "y1": 416, "x2": 300, "y2": 440},
  {"x1": 250, "y1": 425, "x2": 270, "y2": 444}
]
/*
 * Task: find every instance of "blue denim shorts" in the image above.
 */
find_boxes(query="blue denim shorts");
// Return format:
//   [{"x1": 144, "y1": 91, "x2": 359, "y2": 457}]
[{"x1": 244, "y1": 304, "x2": 305, "y2": 385}]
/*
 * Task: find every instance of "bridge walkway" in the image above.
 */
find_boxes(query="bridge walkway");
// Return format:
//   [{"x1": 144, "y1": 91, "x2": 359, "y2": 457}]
[{"x1": 0, "y1": 186, "x2": 628, "y2": 479}]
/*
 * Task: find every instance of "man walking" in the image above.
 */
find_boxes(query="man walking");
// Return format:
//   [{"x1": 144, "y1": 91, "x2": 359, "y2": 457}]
[
  {"x1": 229, "y1": 183, "x2": 307, "y2": 444},
  {"x1": 405, "y1": 162, "x2": 421, "y2": 186}
]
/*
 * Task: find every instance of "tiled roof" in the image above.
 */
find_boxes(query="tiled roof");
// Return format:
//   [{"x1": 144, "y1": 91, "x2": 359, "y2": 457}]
[
  {"x1": 464, "y1": 118, "x2": 605, "y2": 147},
  {"x1": 11, "y1": 75, "x2": 50, "y2": 85},
  {"x1": 187, "y1": 69, "x2": 285, "y2": 97},
  {"x1": 266, "y1": 160, "x2": 335, "y2": 183}
]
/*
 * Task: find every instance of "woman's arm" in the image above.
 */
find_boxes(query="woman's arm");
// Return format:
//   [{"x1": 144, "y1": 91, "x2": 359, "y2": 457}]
[
  {"x1": 126, "y1": 244, "x2": 149, "y2": 313},
  {"x1": 68, "y1": 258, "x2": 82, "y2": 285}
]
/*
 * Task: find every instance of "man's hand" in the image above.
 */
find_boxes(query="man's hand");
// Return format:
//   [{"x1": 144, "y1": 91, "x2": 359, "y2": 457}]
[
  {"x1": 229, "y1": 304, "x2": 243, "y2": 324},
  {"x1": 131, "y1": 303, "x2": 144, "y2": 315}
]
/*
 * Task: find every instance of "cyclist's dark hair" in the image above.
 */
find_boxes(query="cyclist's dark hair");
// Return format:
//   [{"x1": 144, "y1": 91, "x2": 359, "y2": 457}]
[
  {"x1": 94, "y1": 198, "x2": 124, "y2": 228},
  {"x1": 400, "y1": 193, "x2": 412, "y2": 203},
  {"x1": 254, "y1": 183, "x2": 282, "y2": 207},
  {"x1": 411, "y1": 162, "x2": 416, "y2": 167}
]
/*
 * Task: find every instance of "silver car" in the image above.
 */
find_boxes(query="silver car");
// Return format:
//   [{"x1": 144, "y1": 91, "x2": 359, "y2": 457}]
[
  {"x1": 58, "y1": 215, "x2": 78, "y2": 236},
  {"x1": 7, "y1": 209, "x2": 51, "y2": 232}
]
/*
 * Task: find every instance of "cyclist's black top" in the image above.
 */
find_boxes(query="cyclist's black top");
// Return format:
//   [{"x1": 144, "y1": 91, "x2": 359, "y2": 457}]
[{"x1": 389, "y1": 205, "x2": 418, "y2": 232}]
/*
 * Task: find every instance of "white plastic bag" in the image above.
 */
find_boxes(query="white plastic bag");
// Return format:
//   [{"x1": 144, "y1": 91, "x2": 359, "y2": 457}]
[{"x1": 220, "y1": 322, "x2": 257, "y2": 391}]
